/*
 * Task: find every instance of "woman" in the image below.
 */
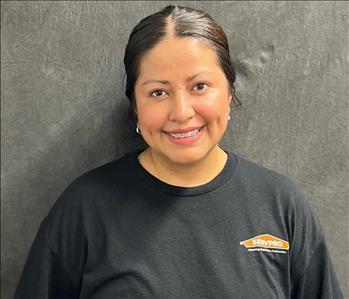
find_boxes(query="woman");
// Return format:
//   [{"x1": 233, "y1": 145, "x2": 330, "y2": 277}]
[{"x1": 15, "y1": 5, "x2": 342, "y2": 299}]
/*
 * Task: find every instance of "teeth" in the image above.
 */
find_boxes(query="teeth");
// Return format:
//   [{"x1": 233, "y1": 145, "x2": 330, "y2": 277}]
[{"x1": 169, "y1": 129, "x2": 200, "y2": 139}]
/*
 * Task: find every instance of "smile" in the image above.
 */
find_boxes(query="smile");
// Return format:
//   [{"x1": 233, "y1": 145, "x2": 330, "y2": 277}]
[{"x1": 165, "y1": 126, "x2": 205, "y2": 139}]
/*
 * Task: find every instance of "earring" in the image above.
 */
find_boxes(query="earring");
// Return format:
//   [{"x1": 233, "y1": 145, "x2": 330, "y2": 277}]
[
  {"x1": 228, "y1": 115, "x2": 231, "y2": 121},
  {"x1": 136, "y1": 124, "x2": 141, "y2": 134}
]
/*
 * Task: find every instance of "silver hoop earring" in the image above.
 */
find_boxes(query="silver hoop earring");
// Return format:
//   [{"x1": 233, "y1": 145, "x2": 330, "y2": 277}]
[{"x1": 136, "y1": 124, "x2": 141, "y2": 134}]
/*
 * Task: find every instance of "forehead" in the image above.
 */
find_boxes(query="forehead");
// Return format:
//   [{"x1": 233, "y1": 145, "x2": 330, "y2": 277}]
[{"x1": 138, "y1": 37, "x2": 222, "y2": 79}]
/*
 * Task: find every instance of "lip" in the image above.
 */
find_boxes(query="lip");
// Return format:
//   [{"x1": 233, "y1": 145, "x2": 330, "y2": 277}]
[
  {"x1": 164, "y1": 125, "x2": 205, "y2": 145},
  {"x1": 164, "y1": 125, "x2": 205, "y2": 134}
]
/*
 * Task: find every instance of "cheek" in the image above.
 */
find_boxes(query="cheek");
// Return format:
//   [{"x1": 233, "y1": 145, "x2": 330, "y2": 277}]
[
  {"x1": 195, "y1": 93, "x2": 230, "y2": 123},
  {"x1": 137, "y1": 104, "x2": 168, "y2": 130}
]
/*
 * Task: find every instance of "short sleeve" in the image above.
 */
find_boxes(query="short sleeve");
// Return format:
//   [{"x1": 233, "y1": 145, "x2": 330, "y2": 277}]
[
  {"x1": 291, "y1": 241, "x2": 343, "y2": 299},
  {"x1": 287, "y1": 186, "x2": 343, "y2": 299},
  {"x1": 14, "y1": 218, "x2": 80, "y2": 299},
  {"x1": 15, "y1": 176, "x2": 89, "y2": 299}
]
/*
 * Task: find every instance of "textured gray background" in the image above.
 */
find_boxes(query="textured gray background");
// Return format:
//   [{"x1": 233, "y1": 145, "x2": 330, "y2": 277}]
[{"x1": 1, "y1": 1, "x2": 348, "y2": 298}]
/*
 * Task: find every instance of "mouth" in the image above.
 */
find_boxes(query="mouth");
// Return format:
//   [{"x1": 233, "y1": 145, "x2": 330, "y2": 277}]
[{"x1": 164, "y1": 125, "x2": 205, "y2": 139}]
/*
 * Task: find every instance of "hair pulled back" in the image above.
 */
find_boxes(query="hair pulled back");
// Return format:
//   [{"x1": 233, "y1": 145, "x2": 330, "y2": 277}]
[{"x1": 123, "y1": 5, "x2": 240, "y2": 123}]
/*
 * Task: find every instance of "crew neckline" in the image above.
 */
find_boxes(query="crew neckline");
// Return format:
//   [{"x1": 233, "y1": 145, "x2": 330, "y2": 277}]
[{"x1": 130, "y1": 149, "x2": 238, "y2": 197}]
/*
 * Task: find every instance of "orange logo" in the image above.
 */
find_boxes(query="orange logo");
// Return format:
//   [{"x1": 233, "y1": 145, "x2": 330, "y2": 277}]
[{"x1": 240, "y1": 234, "x2": 289, "y2": 250}]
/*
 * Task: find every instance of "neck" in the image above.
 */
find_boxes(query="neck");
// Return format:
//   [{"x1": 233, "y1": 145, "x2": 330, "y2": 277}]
[{"x1": 138, "y1": 146, "x2": 228, "y2": 187}]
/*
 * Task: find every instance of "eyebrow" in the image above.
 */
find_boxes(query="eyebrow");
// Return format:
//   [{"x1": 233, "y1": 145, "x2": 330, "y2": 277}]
[{"x1": 141, "y1": 71, "x2": 214, "y2": 86}]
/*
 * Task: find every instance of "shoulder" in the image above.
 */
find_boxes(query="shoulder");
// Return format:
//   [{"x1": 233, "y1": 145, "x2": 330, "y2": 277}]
[
  {"x1": 39, "y1": 151, "x2": 140, "y2": 248},
  {"x1": 234, "y1": 154, "x2": 305, "y2": 199},
  {"x1": 71, "y1": 151, "x2": 138, "y2": 189},
  {"x1": 58, "y1": 150, "x2": 139, "y2": 201},
  {"x1": 230, "y1": 153, "x2": 316, "y2": 220},
  {"x1": 44, "y1": 151, "x2": 139, "y2": 226}
]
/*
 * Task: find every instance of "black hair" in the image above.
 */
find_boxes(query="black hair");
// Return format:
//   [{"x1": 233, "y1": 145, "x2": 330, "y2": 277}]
[{"x1": 123, "y1": 5, "x2": 241, "y2": 124}]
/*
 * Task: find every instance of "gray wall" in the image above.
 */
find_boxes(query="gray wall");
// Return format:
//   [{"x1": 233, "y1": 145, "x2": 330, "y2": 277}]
[{"x1": 1, "y1": 1, "x2": 348, "y2": 298}]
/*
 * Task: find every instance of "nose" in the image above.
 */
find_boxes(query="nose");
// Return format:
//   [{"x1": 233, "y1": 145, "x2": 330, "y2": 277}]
[{"x1": 169, "y1": 91, "x2": 195, "y2": 123}]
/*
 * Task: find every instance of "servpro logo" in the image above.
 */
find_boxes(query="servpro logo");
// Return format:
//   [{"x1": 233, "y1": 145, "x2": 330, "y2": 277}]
[{"x1": 240, "y1": 234, "x2": 289, "y2": 254}]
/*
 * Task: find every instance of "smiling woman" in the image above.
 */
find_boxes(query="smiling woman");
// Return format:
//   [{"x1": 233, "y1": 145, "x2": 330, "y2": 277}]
[
  {"x1": 15, "y1": 4, "x2": 343, "y2": 299},
  {"x1": 124, "y1": 5, "x2": 240, "y2": 187},
  {"x1": 135, "y1": 36, "x2": 233, "y2": 185}
]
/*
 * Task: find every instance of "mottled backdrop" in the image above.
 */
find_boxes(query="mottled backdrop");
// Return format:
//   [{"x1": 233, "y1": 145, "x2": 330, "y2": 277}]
[{"x1": 1, "y1": 1, "x2": 348, "y2": 298}]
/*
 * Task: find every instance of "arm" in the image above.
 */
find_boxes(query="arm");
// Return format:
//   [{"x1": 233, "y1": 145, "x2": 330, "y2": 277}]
[
  {"x1": 14, "y1": 218, "x2": 80, "y2": 299},
  {"x1": 291, "y1": 242, "x2": 343, "y2": 299},
  {"x1": 288, "y1": 189, "x2": 343, "y2": 299},
  {"x1": 15, "y1": 178, "x2": 88, "y2": 299}
]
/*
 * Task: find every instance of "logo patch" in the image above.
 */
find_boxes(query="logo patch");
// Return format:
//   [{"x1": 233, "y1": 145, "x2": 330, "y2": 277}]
[{"x1": 240, "y1": 234, "x2": 289, "y2": 254}]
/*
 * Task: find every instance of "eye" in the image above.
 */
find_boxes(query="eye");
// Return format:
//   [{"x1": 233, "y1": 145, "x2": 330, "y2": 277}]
[
  {"x1": 149, "y1": 89, "x2": 167, "y2": 97},
  {"x1": 193, "y1": 82, "x2": 208, "y2": 91}
]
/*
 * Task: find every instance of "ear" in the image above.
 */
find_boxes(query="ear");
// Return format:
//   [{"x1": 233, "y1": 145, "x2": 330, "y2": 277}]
[
  {"x1": 228, "y1": 94, "x2": 233, "y2": 110},
  {"x1": 227, "y1": 87, "x2": 233, "y2": 102}
]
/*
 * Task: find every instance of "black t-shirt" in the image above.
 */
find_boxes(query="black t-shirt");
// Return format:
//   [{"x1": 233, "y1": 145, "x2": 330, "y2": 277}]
[{"x1": 15, "y1": 151, "x2": 343, "y2": 298}]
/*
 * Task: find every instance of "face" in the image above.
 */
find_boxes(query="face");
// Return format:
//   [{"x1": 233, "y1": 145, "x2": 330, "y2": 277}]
[{"x1": 134, "y1": 36, "x2": 232, "y2": 165}]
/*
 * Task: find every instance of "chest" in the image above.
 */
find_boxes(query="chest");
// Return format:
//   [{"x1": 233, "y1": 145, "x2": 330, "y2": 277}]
[{"x1": 80, "y1": 197, "x2": 291, "y2": 298}]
